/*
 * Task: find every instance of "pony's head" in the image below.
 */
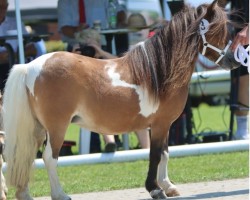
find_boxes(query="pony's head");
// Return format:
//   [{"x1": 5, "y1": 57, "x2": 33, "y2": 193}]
[{"x1": 197, "y1": 0, "x2": 240, "y2": 70}]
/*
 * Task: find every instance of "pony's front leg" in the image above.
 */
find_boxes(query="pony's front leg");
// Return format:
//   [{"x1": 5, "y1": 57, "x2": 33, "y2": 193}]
[
  {"x1": 43, "y1": 133, "x2": 71, "y2": 200},
  {"x1": 145, "y1": 128, "x2": 168, "y2": 199},
  {"x1": 158, "y1": 150, "x2": 180, "y2": 197}
]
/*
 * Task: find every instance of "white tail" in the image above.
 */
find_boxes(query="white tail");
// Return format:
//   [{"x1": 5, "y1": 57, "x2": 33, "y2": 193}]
[{"x1": 3, "y1": 64, "x2": 37, "y2": 188}]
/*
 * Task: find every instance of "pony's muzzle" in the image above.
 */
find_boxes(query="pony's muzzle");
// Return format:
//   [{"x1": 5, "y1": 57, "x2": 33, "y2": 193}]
[{"x1": 220, "y1": 49, "x2": 241, "y2": 70}]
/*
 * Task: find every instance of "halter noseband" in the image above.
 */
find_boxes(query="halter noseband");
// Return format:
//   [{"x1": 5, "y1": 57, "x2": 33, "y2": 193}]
[{"x1": 199, "y1": 19, "x2": 232, "y2": 64}]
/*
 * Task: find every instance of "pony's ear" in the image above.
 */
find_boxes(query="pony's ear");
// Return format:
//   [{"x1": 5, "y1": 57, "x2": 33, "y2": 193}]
[
  {"x1": 205, "y1": 0, "x2": 218, "y2": 21},
  {"x1": 210, "y1": 0, "x2": 219, "y2": 8}
]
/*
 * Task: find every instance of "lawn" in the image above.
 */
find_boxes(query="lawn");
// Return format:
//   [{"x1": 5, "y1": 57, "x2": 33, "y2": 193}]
[{"x1": 6, "y1": 151, "x2": 249, "y2": 198}]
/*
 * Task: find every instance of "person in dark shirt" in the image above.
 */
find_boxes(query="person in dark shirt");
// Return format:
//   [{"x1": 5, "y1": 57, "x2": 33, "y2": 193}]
[{"x1": 229, "y1": 0, "x2": 249, "y2": 140}]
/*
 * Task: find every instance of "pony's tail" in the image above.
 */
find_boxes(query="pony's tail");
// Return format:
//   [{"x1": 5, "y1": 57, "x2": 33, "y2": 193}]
[{"x1": 3, "y1": 64, "x2": 37, "y2": 188}]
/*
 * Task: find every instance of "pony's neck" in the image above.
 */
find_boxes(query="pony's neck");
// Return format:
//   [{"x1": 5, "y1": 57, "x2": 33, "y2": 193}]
[{"x1": 125, "y1": 6, "x2": 201, "y2": 101}]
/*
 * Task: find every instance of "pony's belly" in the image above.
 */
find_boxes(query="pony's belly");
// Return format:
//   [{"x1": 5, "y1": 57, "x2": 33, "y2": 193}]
[{"x1": 71, "y1": 111, "x2": 147, "y2": 134}]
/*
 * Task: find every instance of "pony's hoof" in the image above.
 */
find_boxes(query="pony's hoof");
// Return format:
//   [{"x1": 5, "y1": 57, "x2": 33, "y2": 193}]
[
  {"x1": 166, "y1": 186, "x2": 180, "y2": 197},
  {"x1": 150, "y1": 189, "x2": 167, "y2": 199}
]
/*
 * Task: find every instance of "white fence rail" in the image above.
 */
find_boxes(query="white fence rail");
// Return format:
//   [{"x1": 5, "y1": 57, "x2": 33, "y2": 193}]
[{"x1": 2, "y1": 140, "x2": 248, "y2": 172}]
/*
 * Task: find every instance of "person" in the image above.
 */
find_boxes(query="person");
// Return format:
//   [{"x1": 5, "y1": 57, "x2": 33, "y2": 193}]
[
  {"x1": 73, "y1": 28, "x2": 150, "y2": 150},
  {"x1": 0, "y1": 0, "x2": 46, "y2": 92},
  {"x1": 228, "y1": 0, "x2": 249, "y2": 140},
  {"x1": 57, "y1": 0, "x2": 127, "y2": 52},
  {"x1": 231, "y1": 24, "x2": 249, "y2": 51}
]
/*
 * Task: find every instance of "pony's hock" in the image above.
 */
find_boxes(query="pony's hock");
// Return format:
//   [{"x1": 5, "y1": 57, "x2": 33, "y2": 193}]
[{"x1": 2, "y1": 0, "x2": 240, "y2": 199}]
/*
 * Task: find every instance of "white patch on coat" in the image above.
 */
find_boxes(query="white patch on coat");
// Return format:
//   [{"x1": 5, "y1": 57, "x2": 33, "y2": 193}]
[
  {"x1": 43, "y1": 134, "x2": 68, "y2": 199},
  {"x1": 106, "y1": 62, "x2": 159, "y2": 117},
  {"x1": 26, "y1": 52, "x2": 56, "y2": 96},
  {"x1": 157, "y1": 151, "x2": 178, "y2": 193}
]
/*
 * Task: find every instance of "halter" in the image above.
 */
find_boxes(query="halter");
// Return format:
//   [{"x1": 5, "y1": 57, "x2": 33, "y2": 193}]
[{"x1": 199, "y1": 19, "x2": 232, "y2": 64}]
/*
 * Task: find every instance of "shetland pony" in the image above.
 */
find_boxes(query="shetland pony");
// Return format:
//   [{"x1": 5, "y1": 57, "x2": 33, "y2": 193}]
[
  {"x1": 2, "y1": 1, "x2": 239, "y2": 199},
  {"x1": 0, "y1": 93, "x2": 7, "y2": 200}
]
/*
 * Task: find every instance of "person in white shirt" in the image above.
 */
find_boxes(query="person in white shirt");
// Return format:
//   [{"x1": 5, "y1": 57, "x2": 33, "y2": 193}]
[{"x1": 58, "y1": 0, "x2": 126, "y2": 50}]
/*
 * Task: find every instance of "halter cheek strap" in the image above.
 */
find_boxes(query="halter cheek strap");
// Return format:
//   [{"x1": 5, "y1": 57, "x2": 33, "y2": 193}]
[{"x1": 199, "y1": 19, "x2": 232, "y2": 64}]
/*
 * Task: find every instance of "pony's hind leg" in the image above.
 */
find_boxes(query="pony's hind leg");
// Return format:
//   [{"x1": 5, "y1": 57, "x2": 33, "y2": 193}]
[
  {"x1": 157, "y1": 150, "x2": 180, "y2": 197},
  {"x1": 16, "y1": 187, "x2": 33, "y2": 200},
  {"x1": 43, "y1": 131, "x2": 71, "y2": 200}
]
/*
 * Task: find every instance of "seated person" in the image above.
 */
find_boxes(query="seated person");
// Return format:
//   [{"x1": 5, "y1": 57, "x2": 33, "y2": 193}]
[{"x1": 0, "y1": 0, "x2": 46, "y2": 92}]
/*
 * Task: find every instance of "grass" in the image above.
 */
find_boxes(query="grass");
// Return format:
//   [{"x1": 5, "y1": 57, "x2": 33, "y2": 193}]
[
  {"x1": 6, "y1": 151, "x2": 249, "y2": 198},
  {"x1": 192, "y1": 103, "x2": 232, "y2": 134}
]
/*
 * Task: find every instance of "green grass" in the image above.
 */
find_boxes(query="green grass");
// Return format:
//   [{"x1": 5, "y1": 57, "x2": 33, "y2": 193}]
[
  {"x1": 6, "y1": 151, "x2": 249, "y2": 198},
  {"x1": 192, "y1": 103, "x2": 232, "y2": 134}
]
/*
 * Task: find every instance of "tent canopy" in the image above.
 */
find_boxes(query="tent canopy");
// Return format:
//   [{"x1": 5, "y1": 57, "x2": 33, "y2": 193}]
[{"x1": 7, "y1": 0, "x2": 58, "y2": 22}]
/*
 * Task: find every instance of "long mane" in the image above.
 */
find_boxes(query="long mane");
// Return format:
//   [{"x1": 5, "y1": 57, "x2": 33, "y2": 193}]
[{"x1": 123, "y1": 3, "x2": 228, "y2": 101}]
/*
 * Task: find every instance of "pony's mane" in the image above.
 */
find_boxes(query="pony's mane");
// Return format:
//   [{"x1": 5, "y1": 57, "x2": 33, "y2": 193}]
[{"x1": 123, "y1": 2, "x2": 228, "y2": 101}]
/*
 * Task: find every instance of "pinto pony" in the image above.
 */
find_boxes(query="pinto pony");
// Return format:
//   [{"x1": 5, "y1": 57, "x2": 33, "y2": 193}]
[{"x1": 2, "y1": 1, "x2": 239, "y2": 199}]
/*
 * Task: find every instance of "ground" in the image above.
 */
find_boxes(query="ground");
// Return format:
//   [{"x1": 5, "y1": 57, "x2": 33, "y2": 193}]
[{"x1": 35, "y1": 178, "x2": 249, "y2": 200}]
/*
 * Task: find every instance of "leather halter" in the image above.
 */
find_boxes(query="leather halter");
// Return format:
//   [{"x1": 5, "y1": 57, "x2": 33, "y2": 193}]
[{"x1": 199, "y1": 19, "x2": 232, "y2": 64}]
